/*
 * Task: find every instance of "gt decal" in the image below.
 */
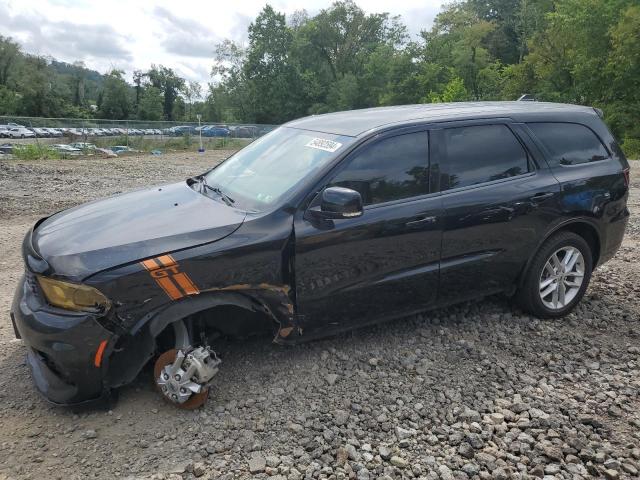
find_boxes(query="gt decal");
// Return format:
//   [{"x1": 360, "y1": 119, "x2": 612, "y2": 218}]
[{"x1": 141, "y1": 255, "x2": 200, "y2": 300}]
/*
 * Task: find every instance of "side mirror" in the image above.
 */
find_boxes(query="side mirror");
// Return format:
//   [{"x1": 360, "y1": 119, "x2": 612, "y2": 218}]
[{"x1": 312, "y1": 186, "x2": 363, "y2": 219}]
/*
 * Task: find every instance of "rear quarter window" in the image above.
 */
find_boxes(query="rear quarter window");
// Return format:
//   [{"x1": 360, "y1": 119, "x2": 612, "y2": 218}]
[{"x1": 528, "y1": 122, "x2": 609, "y2": 166}]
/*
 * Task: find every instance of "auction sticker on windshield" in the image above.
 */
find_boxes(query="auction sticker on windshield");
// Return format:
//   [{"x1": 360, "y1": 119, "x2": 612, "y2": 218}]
[{"x1": 305, "y1": 138, "x2": 342, "y2": 153}]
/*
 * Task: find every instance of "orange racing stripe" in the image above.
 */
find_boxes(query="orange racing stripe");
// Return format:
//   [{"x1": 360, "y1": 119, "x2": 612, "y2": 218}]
[
  {"x1": 156, "y1": 277, "x2": 183, "y2": 300},
  {"x1": 173, "y1": 272, "x2": 200, "y2": 295},
  {"x1": 156, "y1": 254, "x2": 177, "y2": 267},
  {"x1": 141, "y1": 259, "x2": 160, "y2": 271}
]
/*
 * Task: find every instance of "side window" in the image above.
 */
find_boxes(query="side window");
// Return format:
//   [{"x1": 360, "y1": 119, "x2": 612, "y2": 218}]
[
  {"x1": 527, "y1": 122, "x2": 609, "y2": 166},
  {"x1": 441, "y1": 125, "x2": 529, "y2": 190},
  {"x1": 330, "y1": 131, "x2": 429, "y2": 205}
]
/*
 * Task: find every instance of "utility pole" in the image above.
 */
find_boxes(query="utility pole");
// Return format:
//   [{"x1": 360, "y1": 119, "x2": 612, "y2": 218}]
[{"x1": 197, "y1": 114, "x2": 204, "y2": 153}]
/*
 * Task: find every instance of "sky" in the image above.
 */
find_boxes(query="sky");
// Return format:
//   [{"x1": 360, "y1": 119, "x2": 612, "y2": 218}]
[{"x1": 0, "y1": 0, "x2": 445, "y2": 87}]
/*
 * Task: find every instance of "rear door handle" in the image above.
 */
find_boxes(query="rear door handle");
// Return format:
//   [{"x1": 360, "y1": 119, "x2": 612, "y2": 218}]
[
  {"x1": 406, "y1": 215, "x2": 436, "y2": 227},
  {"x1": 530, "y1": 192, "x2": 555, "y2": 202}
]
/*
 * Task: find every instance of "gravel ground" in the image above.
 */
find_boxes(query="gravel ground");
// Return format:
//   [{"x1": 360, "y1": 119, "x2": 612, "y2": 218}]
[{"x1": 0, "y1": 153, "x2": 638, "y2": 480}]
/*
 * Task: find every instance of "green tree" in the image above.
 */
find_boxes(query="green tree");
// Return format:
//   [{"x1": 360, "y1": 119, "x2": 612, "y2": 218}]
[
  {"x1": 97, "y1": 70, "x2": 132, "y2": 119},
  {"x1": 137, "y1": 86, "x2": 164, "y2": 120},
  {"x1": 210, "y1": 40, "x2": 252, "y2": 121},
  {"x1": 0, "y1": 36, "x2": 20, "y2": 87},
  {"x1": 243, "y1": 5, "x2": 304, "y2": 123},
  {"x1": 606, "y1": 4, "x2": 640, "y2": 152},
  {"x1": 427, "y1": 76, "x2": 469, "y2": 103},
  {"x1": 133, "y1": 70, "x2": 145, "y2": 110},
  {"x1": 147, "y1": 65, "x2": 185, "y2": 120},
  {"x1": 17, "y1": 56, "x2": 67, "y2": 116},
  {"x1": 69, "y1": 61, "x2": 87, "y2": 106},
  {"x1": 183, "y1": 81, "x2": 202, "y2": 121}
]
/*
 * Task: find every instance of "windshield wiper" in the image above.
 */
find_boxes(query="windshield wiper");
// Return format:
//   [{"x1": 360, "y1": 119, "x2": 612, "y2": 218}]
[{"x1": 195, "y1": 176, "x2": 235, "y2": 206}]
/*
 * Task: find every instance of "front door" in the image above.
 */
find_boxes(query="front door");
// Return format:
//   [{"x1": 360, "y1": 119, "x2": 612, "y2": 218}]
[{"x1": 293, "y1": 129, "x2": 443, "y2": 336}]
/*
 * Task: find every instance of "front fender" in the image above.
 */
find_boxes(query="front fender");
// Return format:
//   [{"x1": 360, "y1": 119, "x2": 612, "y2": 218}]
[{"x1": 106, "y1": 288, "x2": 300, "y2": 389}]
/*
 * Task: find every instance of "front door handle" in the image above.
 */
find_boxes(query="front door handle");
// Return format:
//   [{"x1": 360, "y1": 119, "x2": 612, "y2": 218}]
[
  {"x1": 530, "y1": 192, "x2": 555, "y2": 202},
  {"x1": 406, "y1": 216, "x2": 436, "y2": 228}
]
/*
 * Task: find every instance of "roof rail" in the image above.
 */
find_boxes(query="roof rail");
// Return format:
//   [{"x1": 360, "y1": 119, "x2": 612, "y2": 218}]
[{"x1": 517, "y1": 94, "x2": 536, "y2": 102}]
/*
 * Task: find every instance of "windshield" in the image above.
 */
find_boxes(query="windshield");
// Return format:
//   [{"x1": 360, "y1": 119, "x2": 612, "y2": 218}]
[{"x1": 203, "y1": 127, "x2": 353, "y2": 211}]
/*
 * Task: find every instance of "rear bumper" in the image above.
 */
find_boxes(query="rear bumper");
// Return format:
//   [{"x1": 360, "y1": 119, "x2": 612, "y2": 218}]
[
  {"x1": 599, "y1": 207, "x2": 629, "y2": 265},
  {"x1": 11, "y1": 275, "x2": 114, "y2": 405}
]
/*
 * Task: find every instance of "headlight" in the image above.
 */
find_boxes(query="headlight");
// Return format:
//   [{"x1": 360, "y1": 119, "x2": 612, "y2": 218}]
[{"x1": 36, "y1": 276, "x2": 111, "y2": 313}]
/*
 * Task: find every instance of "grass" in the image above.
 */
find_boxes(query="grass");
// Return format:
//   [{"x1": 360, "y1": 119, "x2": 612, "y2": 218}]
[
  {"x1": 93, "y1": 134, "x2": 251, "y2": 153},
  {"x1": 11, "y1": 144, "x2": 63, "y2": 160},
  {"x1": 5, "y1": 134, "x2": 252, "y2": 160}
]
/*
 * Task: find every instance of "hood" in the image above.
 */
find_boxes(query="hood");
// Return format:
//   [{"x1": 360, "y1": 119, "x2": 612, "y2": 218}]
[{"x1": 33, "y1": 181, "x2": 246, "y2": 279}]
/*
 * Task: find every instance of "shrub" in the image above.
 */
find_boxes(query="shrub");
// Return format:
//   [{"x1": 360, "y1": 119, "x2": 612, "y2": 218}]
[
  {"x1": 12, "y1": 144, "x2": 62, "y2": 160},
  {"x1": 622, "y1": 137, "x2": 640, "y2": 160}
]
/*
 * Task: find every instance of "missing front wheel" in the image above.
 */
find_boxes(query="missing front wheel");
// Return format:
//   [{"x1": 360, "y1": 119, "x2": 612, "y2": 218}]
[{"x1": 153, "y1": 346, "x2": 221, "y2": 409}]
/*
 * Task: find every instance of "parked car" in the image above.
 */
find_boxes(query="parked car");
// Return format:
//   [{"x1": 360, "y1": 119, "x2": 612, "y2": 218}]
[
  {"x1": 109, "y1": 145, "x2": 133, "y2": 153},
  {"x1": 66, "y1": 128, "x2": 83, "y2": 137},
  {"x1": 0, "y1": 143, "x2": 13, "y2": 154},
  {"x1": 32, "y1": 128, "x2": 50, "y2": 137},
  {"x1": 170, "y1": 125, "x2": 196, "y2": 136},
  {"x1": 10, "y1": 102, "x2": 629, "y2": 408},
  {"x1": 201, "y1": 125, "x2": 230, "y2": 137},
  {"x1": 44, "y1": 128, "x2": 63, "y2": 137},
  {"x1": 69, "y1": 142, "x2": 96, "y2": 151},
  {"x1": 230, "y1": 126, "x2": 258, "y2": 138},
  {"x1": 0, "y1": 126, "x2": 10, "y2": 138},
  {"x1": 51, "y1": 144, "x2": 83, "y2": 156},
  {"x1": 7, "y1": 127, "x2": 35, "y2": 138}
]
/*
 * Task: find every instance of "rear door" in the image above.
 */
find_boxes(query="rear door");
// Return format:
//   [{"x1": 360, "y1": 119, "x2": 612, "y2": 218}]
[
  {"x1": 434, "y1": 120, "x2": 561, "y2": 304},
  {"x1": 525, "y1": 120, "x2": 630, "y2": 263},
  {"x1": 294, "y1": 128, "x2": 443, "y2": 336}
]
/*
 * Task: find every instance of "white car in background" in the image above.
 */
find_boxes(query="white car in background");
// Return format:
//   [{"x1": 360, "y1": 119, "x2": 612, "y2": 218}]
[
  {"x1": 32, "y1": 128, "x2": 50, "y2": 137},
  {"x1": 50, "y1": 144, "x2": 83, "y2": 156},
  {"x1": 7, "y1": 127, "x2": 35, "y2": 138}
]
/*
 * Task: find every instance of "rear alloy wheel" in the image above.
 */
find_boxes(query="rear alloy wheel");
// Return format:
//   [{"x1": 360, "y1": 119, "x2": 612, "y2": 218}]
[
  {"x1": 538, "y1": 246, "x2": 585, "y2": 310},
  {"x1": 518, "y1": 231, "x2": 592, "y2": 318}
]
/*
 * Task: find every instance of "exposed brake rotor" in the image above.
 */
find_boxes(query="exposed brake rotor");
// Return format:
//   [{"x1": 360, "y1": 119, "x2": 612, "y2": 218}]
[{"x1": 153, "y1": 347, "x2": 220, "y2": 409}]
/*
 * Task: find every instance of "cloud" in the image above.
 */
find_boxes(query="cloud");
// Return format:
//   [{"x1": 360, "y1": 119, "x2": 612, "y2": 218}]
[
  {"x1": 153, "y1": 6, "x2": 220, "y2": 59},
  {"x1": 0, "y1": 3, "x2": 133, "y2": 64},
  {"x1": 0, "y1": 0, "x2": 445, "y2": 84},
  {"x1": 229, "y1": 13, "x2": 253, "y2": 43},
  {"x1": 402, "y1": 5, "x2": 442, "y2": 37}
]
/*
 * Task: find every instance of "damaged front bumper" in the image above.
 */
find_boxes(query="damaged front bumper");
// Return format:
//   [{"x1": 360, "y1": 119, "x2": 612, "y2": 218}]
[{"x1": 11, "y1": 274, "x2": 115, "y2": 405}]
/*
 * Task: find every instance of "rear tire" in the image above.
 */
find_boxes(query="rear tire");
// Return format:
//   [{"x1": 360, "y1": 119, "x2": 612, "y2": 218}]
[{"x1": 517, "y1": 231, "x2": 592, "y2": 318}]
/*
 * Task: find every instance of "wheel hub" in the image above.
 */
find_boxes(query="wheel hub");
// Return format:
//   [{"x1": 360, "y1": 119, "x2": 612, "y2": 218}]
[
  {"x1": 153, "y1": 347, "x2": 221, "y2": 409},
  {"x1": 539, "y1": 246, "x2": 585, "y2": 310}
]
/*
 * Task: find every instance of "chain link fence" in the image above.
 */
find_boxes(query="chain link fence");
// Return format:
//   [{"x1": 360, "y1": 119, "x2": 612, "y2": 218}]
[{"x1": 0, "y1": 116, "x2": 279, "y2": 158}]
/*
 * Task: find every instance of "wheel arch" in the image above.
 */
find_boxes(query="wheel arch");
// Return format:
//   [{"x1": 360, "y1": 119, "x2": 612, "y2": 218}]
[
  {"x1": 517, "y1": 219, "x2": 601, "y2": 290},
  {"x1": 106, "y1": 289, "x2": 293, "y2": 389}
]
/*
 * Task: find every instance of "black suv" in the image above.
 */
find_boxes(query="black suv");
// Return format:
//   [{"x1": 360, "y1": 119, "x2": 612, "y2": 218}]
[{"x1": 11, "y1": 102, "x2": 630, "y2": 408}]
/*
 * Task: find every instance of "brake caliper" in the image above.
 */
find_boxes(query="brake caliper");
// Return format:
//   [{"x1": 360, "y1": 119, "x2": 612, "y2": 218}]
[{"x1": 154, "y1": 347, "x2": 221, "y2": 408}]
